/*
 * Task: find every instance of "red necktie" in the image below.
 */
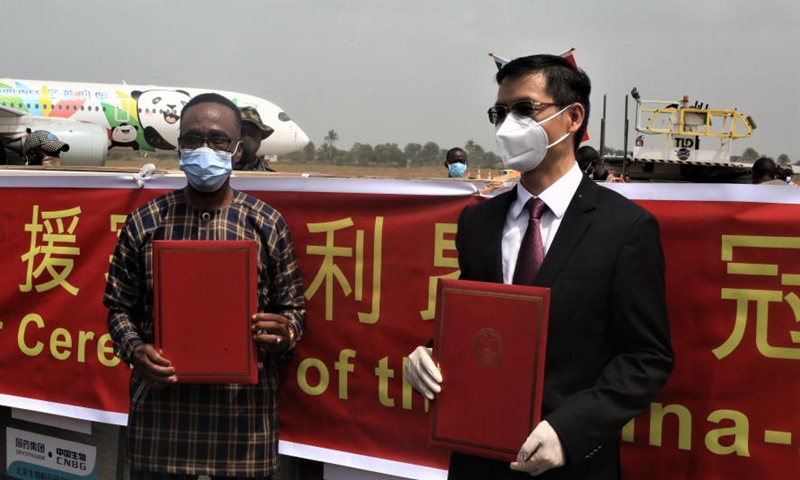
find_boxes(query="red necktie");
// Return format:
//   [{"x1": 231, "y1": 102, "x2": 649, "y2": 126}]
[{"x1": 513, "y1": 198, "x2": 547, "y2": 285}]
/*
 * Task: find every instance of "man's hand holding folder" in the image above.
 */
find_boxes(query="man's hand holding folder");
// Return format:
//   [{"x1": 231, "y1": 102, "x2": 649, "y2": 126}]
[
  {"x1": 131, "y1": 344, "x2": 177, "y2": 387},
  {"x1": 404, "y1": 346, "x2": 442, "y2": 400},
  {"x1": 510, "y1": 420, "x2": 566, "y2": 476},
  {"x1": 252, "y1": 312, "x2": 294, "y2": 353},
  {"x1": 405, "y1": 348, "x2": 565, "y2": 476}
]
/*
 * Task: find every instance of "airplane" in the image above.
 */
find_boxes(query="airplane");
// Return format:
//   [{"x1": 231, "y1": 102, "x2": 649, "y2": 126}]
[{"x1": 0, "y1": 78, "x2": 310, "y2": 167}]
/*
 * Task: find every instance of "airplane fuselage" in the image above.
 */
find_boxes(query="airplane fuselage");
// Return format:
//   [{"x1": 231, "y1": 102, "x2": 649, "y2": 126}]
[{"x1": 0, "y1": 78, "x2": 309, "y2": 165}]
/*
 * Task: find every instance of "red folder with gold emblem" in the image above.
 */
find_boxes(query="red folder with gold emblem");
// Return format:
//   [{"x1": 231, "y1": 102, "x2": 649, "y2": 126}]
[
  {"x1": 153, "y1": 240, "x2": 258, "y2": 384},
  {"x1": 428, "y1": 278, "x2": 550, "y2": 461}
]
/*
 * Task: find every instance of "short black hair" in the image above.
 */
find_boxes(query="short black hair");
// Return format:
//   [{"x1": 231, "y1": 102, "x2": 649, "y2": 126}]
[
  {"x1": 576, "y1": 145, "x2": 600, "y2": 164},
  {"x1": 180, "y1": 92, "x2": 242, "y2": 131},
  {"x1": 446, "y1": 147, "x2": 467, "y2": 164},
  {"x1": 752, "y1": 157, "x2": 777, "y2": 182},
  {"x1": 496, "y1": 54, "x2": 591, "y2": 151}
]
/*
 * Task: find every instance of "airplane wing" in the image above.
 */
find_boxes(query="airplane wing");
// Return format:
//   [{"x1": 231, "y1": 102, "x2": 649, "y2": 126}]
[{"x1": 0, "y1": 104, "x2": 26, "y2": 118}]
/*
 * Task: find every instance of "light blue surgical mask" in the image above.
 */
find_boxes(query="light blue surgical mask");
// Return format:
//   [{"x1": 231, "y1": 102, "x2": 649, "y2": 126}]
[
  {"x1": 179, "y1": 147, "x2": 233, "y2": 192},
  {"x1": 448, "y1": 162, "x2": 467, "y2": 178}
]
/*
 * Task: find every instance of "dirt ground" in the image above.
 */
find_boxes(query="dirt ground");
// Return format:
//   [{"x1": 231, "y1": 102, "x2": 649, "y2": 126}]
[{"x1": 105, "y1": 157, "x2": 503, "y2": 180}]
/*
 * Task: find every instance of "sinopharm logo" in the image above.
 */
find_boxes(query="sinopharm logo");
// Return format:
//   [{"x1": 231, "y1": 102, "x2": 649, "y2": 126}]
[{"x1": 6, "y1": 428, "x2": 97, "y2": 480}]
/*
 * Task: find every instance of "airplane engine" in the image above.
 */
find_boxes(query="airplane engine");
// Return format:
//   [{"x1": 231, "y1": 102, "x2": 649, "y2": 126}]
[
  {"x1": 39, "y1": 122, "x2": 109, "y2": 167},
  {"x1": 2, "y1": 119, "x2": 110, "y2": 167}
]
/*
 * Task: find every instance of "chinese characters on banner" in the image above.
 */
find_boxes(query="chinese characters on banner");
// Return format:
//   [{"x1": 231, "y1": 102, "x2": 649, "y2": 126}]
[{"x1": 0, "y1": 183, "x2": 797, "y2": 480}]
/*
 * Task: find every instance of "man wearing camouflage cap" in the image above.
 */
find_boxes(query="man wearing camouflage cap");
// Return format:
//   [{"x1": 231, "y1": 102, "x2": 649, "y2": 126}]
[
  {"x1": 24, "y1": 130, "x2": 69, "y2": 167},
  {"x1": 235, "y1": 106, "x2": 275, "y2": 171}
]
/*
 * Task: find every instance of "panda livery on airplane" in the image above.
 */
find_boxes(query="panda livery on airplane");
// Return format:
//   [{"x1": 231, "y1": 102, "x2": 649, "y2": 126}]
[{"x1": 0, "y1": 78, "x2": 310, "y2": 166}]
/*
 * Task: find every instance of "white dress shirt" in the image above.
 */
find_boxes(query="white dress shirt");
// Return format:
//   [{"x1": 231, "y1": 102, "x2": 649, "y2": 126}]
[{"x1": 502, "y1": 163, "x2": 583, "y2": 284}]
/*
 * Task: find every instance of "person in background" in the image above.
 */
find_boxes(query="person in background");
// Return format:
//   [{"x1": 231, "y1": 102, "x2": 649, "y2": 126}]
[
  {"x1": 445, "y1": 147, "x2": 468, "y2": 178},
  {"x1": 23, "y1": 130, "x2": 69, "y2": 166},
  {"x1": 104, "y1": 93, "x2": 305, "y2": 480},
  {"x1": 405, "y1": 54, "x2": 673, "y2": 480},
  {"x1": 576, "y1": 145, "x2": 610, "y2": 181},
  {"x1": 235, "y1": 106, "x2": 275, "y2": 172},
  {"x1": 752, "y1": 157, "x2": 789, "y2": 185}
]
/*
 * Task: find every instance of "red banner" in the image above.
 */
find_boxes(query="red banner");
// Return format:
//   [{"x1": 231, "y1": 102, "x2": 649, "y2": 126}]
[{"x1": 0, "y1": 174, "x2": 798, "y2": 480}]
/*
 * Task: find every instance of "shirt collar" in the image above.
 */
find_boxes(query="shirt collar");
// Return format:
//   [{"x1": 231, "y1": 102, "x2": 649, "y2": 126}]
[{"x1": 511, "y1": 162, "x2": 583, "y2": 220}]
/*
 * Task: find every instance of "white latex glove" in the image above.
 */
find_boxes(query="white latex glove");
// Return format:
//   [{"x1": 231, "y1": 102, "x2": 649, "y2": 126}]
[
  {"x1": 403, "y1": 346, "x2": 442, "y2": 400},
  {"x1": 509, "y1": 420, "x2": 565, "y2": 476}
]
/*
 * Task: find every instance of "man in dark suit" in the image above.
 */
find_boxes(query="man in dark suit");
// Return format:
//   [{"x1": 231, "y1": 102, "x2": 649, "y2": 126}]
[{"x1": 404, "y1": 54, "x2": 673, "y2": 479}]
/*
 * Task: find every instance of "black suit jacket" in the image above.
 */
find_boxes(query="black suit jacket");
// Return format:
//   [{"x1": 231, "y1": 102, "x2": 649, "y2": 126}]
[{"x1": 448, "y1": 177, "x2": 674, "y2": 480}]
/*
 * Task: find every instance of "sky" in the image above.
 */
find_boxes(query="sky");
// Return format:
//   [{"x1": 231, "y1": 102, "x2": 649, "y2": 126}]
[{"x1": 1, "y1": 0, "x2": 798, "y2": 160}]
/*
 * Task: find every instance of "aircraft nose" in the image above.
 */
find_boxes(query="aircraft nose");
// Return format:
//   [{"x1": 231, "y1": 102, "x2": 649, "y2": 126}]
[{"x1": 294, "y1": 125, "x2": 310, "y2": 148}]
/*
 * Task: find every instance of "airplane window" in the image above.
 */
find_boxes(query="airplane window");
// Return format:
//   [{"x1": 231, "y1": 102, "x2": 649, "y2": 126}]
[
  {"x1": 278, "y1": 112, "x2": 291, "y2": 121},
  {"x1": 58, "y1": 105, "x2": 63, "y2": 110},
  {"x1": 102, "y1": 107, "x2": 106, "y2": 112},
  {"x1": 35, "y1": 104, "x2": 39, "y2": 109},
  {"x1": 81, "y1": 106, "x2": 85, "y2": 110},
  {"x1": 138, "y1": 108, "x2": 142, "y2": 113},
  {"x1": 27, "y1": 104, "x2": 31, "y2": 108}
]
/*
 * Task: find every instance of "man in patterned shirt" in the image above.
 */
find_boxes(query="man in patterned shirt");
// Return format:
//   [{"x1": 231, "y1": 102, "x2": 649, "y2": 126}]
[{"x1": 104, "y1": 92, "x2": 305, "y2": 480}]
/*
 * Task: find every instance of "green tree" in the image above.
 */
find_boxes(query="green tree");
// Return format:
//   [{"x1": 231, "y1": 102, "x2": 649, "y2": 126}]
[
  {"x1": 777, "y1": 154, "x2": 790, "y2": 165},
  {"x1": 420, "y1": 141, "x2": 441, "y2": 166},
  {"x1": 464, "y1": 140, "x2": 485, "y2": 165},
  {"x1": 323, "y1": 129, "x2": 339, "y2": 161},
  {"x1": 483, "y1": 151, "x2": 502, "y2": 169},
  {"x1": 602, "y1": 146, "x2": 625, "y2": 157},
  {"x1": 373, "y1": 143, "x2": 404, "y2": 166},
  {"x1": 404, "y1": 143, "x2": 423, "y2": 166},
  {"x1": 741, "y1": 147, "x2": 759, "y2": 163},
  {"x1": 318, "y1": 144, "x2": 341, "y2": 164},
  {"x1": 302, "y1": 141, "x2": 316, "y2": 162},
  {"x1": 350, "y1": 143, "x2": 375, "y2": 165},
  {"x1": 283, "y1": 140, "x2": 314, "y2": 163}
]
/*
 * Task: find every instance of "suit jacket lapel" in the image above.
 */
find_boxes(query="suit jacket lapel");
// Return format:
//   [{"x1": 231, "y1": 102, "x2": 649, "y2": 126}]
[
  {"x1": 535, "y1": 176, "x2": 598, "y2": 287},
  {"x1": 484, "y1": 188, "x2": 516, "y2": 283}
]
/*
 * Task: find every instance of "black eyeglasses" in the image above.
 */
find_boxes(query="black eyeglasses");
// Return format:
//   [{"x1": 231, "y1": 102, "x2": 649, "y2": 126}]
[
  {"x1": 487, "y1": 101, "x2": 562, "y2": 125},
  {"x1": 178, "y1": 134, "x2": 239, "y2": 151}
]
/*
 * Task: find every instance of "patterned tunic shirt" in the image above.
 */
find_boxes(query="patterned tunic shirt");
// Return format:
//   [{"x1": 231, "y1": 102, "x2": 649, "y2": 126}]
[{"x1": 103, "y1": 188, "x2": 305, "y2": 477}]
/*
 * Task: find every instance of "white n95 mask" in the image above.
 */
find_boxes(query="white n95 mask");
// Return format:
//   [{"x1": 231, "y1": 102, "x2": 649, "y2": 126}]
[{"x1": 495, "y1": 105, "x2": 571, "y2": 173}]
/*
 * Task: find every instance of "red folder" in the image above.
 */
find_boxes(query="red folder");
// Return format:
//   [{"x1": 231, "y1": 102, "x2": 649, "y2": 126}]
[
  {"x1": 428, "y1": 278, "x2": 550, "y2": 462},
  {"x1": 153, "y1": 240, "x2": 258, "y2": 384}
]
